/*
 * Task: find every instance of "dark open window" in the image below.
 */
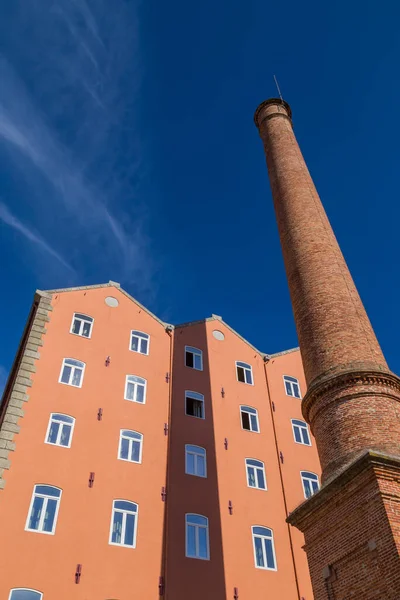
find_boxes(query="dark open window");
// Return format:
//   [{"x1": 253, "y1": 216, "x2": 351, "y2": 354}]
[{"x1": 185, "y1": 391, "x2": 205, "y2": 418}]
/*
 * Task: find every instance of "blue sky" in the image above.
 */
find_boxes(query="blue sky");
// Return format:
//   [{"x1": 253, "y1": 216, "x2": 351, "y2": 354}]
[{"x1": 1, "y1": 0, "x2": 399, "y2": 390}]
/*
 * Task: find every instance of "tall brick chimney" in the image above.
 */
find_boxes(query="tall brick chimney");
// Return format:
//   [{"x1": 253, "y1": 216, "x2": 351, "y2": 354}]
[{"x1": 255, "y1": 98, "x2": 400, "y2": 598}]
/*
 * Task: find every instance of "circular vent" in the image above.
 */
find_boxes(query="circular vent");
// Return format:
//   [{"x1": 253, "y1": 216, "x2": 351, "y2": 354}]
[
  {"x1": 212, "y1": 330, "x2": 225, "y2": 341},
  {"x1": 105, "y1": 296, "x2": 119, "y2": 307}
]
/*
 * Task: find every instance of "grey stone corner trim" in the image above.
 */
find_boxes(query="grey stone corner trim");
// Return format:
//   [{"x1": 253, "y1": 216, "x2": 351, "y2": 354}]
[{"x1": 0, "y1": 293, "x2": 53, "y2": 490}]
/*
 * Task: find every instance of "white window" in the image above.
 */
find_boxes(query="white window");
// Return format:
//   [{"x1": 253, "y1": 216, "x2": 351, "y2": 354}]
[
  {"x1": 118, "y1": 430, "x2": 143, "y2": 463},
  {"x1": 125, "y1": 375, "x2": 147, "y2": 404},
  {"x1": 185, "y1": 445, "x2": 207, "y2": 477},
  {"x1": 45, "y1": 414, "x2": 75, "y2": 448},
  {"x1": 186, "y1": 514, "x2": 209, "y2": 560},
  {"x1": 245, "y1": 458, "x2": 267, "y2": 490},
  {"x1": 109, "y1": 500, "x2": 138, "y2": 548},
  {"x1": 130, "y1": 330, "x2": 150, "y2": 355},
  {"x1": 252, "y1": 526, "x2": 277, "y2": 570},
  {"x1": 9, "y1": 590, "x2": 43, "y2": 600},
  {"x1": 284, "y1": 375, "x2": 301, "y2": 398},
  {"x1": 236, "y1": 361, "x2": 253, "y2": 384},
  {"x1": 25, "y1": 485, "x2": 62, "y2": 535},
  {"x1": 185, "y1": 391, "x2": 205, "y2": 419},
  {"x1": 240, "y1": 405, "x2": 259, "y2": 433},
  {"x1": 70, "y1": 313, "x2": 93, "y2": 338},
  {"x1": 301, "y1": 471, "x2": 320, "y2": 499},
  {"x1": 59, "y1": 358, "x2": 85, "y2": 388},
  {"x1": 185, "y1": 346, "x2": 203, "y2": 370},
  {"x1": 291, "y1": 419, "x2": 311, "y2": 446}
]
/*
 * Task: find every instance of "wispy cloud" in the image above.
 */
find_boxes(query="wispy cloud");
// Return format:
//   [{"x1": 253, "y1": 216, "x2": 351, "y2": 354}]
[
  {"x1": 0, "y1": 0, "x2": 154, "y2": 294},
  {"x1": 0, "y1": 202, "x2": 74, "y2": 272}
]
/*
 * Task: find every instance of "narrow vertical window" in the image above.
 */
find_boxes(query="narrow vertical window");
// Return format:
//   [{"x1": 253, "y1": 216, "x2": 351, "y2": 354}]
[
  {"x1": 130, "y1": 331, "x2": 150, "y2": 355},
  {"x1": 185, "y1": 346, "x2": 203, "y2": 370},
  {"x1": 291, "y1": 419, "x2": 311, "y2": 446},
  {"x1": 25, "y1": 485, "x2": 62, "y2": 534},
  {"x1": 109, "y1": 500, "x2": 138, "y2": 547},
  {"x1": 9, "y1": 590, "x2": 43, "y2": 600},
  {"x1": 252, "y1": 526, "x2": 277, "y2": 570},
  {"x1": 186, "y1": 514, "x2": 209, "y2": 559},
  {"x1": 301, "y1": 471, "x2": 320, "y2": 498},
  {"x1": 185, "y1": 391, "x2": 205, "y2": 419},
  {"x1": 125, "y1": 375, "x2": 147, "y2": 404},
  {"x1": 185, "y1": 445, "x2": 207, "y2": 477},
  {"x1": 59, "y1": 358, "x2": 85, "y2": 388},
  {"x1": 45, "y1": 414, "x2": 75, "y2": 448},
  {"x1": 236, "y1": 361, "x2": 253, "y2": 385},
  {"x1": 118, "y1": 430, "x2": 143, "y2": 463},
  {"x1": 240, "y1": 405, "x2": 260, "y2": 432},
  {"x1": 283, "y1": 375, "x2": 301, "y2": 398},
  {"x1": 70, "y1": 313, "x2": 93, "y2": 338},
  {"x1": 245, "y1": 459, "x2": 267, "y2": 490}
]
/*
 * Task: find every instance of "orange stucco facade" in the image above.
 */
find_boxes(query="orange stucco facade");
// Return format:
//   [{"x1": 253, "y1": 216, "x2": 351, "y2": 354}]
[{"x1": 0, "y1": 282, "x2": 320, "y2": 599}]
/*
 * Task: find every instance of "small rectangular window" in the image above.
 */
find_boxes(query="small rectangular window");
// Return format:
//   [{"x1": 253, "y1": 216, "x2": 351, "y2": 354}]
[
  {"x1": 125, "y1": 375, "x2": 147, "y2": 404},
  {"x1": 301, "y1": 471, "x2": 319, "y2": 498},
  {"x1": 284, "y1": 375, "x2": 301, "y2": 398},
  {"x1": 236, "y1": 361, "x2": 253, "y2": 385},
  {"x1": 45, "y1": 414, "x2": 75, "y2": 448},
  {"x1": 59, "y1": 358, "x2": 85, "y2": 388},
  {"x1": 26, "y1": 485, "x2": 62, "y2": 535},
  {"x1": 252, "y1": 526, "x2": 277, "y2": 570},
  {"x1": 186, "y1": 514, "x2": 209, "y2": 560},
  {"x1": 291, "y1": 419, "x2": 311, "y2": 446},
  {"x1": 130, "y1": 331, "x2": 150, "y2": 355},
  {"x1": 109, "y1": 500, "x2": 138, "y2": 547},
  {"x1": 9, "y1": 590, "x2": 43, "y2": 600},
  {"x1": 246, "y1": 459, "x2": 267, "y2": 490},
  {"x1": 70, "y1": 313, "x2": 93, "y2": 338},
  {"x1": 185, "y1": 391, "x2": 205, "y2": 419},
  {"x1": 118, "y1": 430, "x2": 143, "y2": 463},
  {"x1": 240, "y1": 406, "x2": 259, "y2": 432},
  {"x1": 185, "y1": 346, "x2": 203, "y2": 370},
  {"x1": 185, "y1": 445, "x2": 207, "y2": 477}
]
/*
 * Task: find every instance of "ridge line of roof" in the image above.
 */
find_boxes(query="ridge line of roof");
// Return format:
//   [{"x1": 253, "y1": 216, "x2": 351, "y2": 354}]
[
  {"x1": 41, "y1": 282, "x2": 299, "y2": 357},
  {"x1": 41, "y1": 281, "x2": 172, "y2": 329}
]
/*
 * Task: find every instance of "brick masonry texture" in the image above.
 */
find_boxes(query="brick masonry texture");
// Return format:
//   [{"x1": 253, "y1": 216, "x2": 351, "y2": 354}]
[
  {"x1": 254, "y1": 99, "x2": 400, "y2": 481},
  {"x1": 288, "y1": 452, "x2": 400, "y2": 599},
  {"x1": 255, "y1": 99, "x2": 400, "y2": 598},
  {"x1": 0, "y1": 291, "x2": 52, "y2": 489}
]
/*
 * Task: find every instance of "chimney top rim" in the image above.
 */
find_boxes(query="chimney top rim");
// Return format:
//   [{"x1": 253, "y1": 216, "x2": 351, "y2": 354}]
[{"x1": 254, "y1": 98, "x2": 292, "y2": 128}]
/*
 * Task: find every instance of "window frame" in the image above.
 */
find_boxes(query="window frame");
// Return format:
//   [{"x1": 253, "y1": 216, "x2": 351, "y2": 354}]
[
  {"x1": 301, "y1": 471, "x2": 320, "y2": 499},
  {"x1": 44, "y1": 413, "x2": 75, "y2": 449},
  {"x1": 283, "y1": 375, "x2": 302, "y2": 398},
  {"x1": 185, "y1": 346, "x2": 203, "y2": 371},
  {"x1": 69, "y1": 313, "x2": 94, "y2": 339},
  {"x1": 25, "y1": 484, "x2": 62, "y2": 536},
  {"x1": 245, "y1": 458, "x2": 267, "y2": 490},
  {"x1": 291, "y1": 419, "x2": 311, "y2": 446},
  {"x1": 240, "y1": 405, "x2": 260, "y2": 433},
  {"x1": 58, "y1": 358, "x2": 85, "y2": 388},
  {"x1": 118, "y1": 429, "x2": 143, "y2": 464},
  {"x1": 185, "y1": 444, "x2": 207, "y2": 478},
  {"x1": 185, "y1": 513, "x2": 210, "y2": 560},
  {"x1": 109, "y1": 499, "x2": 139, "y2": 548},
  {"x1": 185, "y1": 390, "x2": 205, "y2": 419},
  {"x1": 235, "y1": 361, "x2": 254, "y2": 385},
  {"x1": 124, "y1": 375, "x2": 147, "y2": 404},
  {"x1": 8, "y1": 590, "x2": 43, "y2": 600},
  {"x1": 129, "y1": 330, "x2": 150, "y2": 356},
  {"x1": 252, "y1": 525, "x2": 277, "y2": 571}
]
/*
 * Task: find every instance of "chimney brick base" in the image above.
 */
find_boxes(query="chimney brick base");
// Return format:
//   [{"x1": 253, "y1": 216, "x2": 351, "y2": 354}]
[{"x1": 288, "y1": 451, "x2": 400, "y2": 599}]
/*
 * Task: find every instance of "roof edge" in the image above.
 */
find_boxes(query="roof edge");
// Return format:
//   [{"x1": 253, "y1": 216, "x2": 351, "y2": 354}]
[{"x1": 41, "y1": 281, "x2": 172, "y2": 329}]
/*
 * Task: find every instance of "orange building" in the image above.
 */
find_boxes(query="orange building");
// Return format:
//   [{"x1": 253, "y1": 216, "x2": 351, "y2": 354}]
[{"x1": 0, "y1": 282, "x2": 320, "y2": 600}]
